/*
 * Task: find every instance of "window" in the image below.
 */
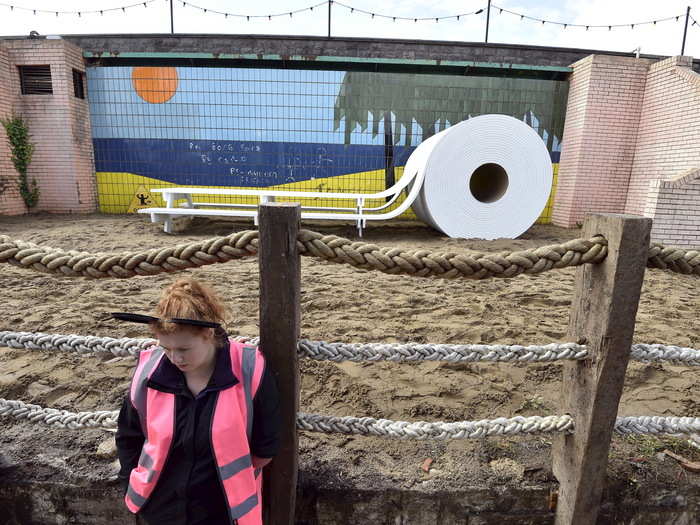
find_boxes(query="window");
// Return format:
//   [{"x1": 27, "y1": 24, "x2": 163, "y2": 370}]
[
  {"x1": 73, "y1": 69, "x2": 85, "y2": 99},
  {"x1": 18, "y1": 65, "x2": 53, "y2": 94}
]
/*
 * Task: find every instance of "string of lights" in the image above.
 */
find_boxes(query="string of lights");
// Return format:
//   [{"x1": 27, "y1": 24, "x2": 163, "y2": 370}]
[
  {"x1": 0, "y1": 0, "x2": 157, "y2": 16},
  {"x1": 179, "y1": 0, "x2": 328, "y2": 19},
  {"x1": 332, "y1": 1, "x2": 484, "y2": 22},
  {"x1": 0, "y1": 0, "x2": 696, "y2": 33},
  {"x1": 491, "y1": 4, "x2": 687, "y2": 31}
]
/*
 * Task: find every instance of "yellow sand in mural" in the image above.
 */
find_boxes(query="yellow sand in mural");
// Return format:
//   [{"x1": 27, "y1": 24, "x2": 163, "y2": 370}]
[{"x1": 97, "y1": 164, "x2": 558, "y2": 224}]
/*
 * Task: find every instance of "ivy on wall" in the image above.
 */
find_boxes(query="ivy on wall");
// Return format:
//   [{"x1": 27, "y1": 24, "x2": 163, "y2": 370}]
[{"x1": 1, "y1": 115, "x2": 39, "y2": 208}]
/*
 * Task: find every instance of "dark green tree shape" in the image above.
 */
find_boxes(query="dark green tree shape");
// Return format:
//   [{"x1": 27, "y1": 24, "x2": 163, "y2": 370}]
[{"x1": 334, "y1": 72, "x2": 568, "y2": 150}]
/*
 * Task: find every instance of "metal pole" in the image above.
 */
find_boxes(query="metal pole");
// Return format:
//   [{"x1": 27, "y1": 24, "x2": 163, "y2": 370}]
[
  {"x1": 681, "y1": 6, "x2": 690, "y2": 55},
  {"x1": 328, "y1": 0, "x2": 332, "y2": 38},
  {"x1": 170, "y1": 0, "x2": 174, "y2": 34},
  {"x1": 485, "y1": 0, "x2": 491, "y2": 43}
]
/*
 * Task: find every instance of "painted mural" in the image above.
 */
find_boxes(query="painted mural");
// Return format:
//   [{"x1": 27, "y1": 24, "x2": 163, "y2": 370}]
[{"x1": 87, "y1": 65, "x2": 567, "y2": 221}]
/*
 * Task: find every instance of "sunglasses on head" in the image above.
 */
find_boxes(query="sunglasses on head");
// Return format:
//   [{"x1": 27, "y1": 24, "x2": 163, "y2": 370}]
[{"x1": 111, "y1": 312, "x2": 221, "y2": 329}]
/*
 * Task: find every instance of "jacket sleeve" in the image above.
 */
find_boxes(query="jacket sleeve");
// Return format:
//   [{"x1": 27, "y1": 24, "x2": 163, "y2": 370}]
[
  {"x1": 115, "y1": 394, "x2": 145, "y2": 495},
  {"x1": 250, "y1": 363, "x2": 280, "y2": 458}
]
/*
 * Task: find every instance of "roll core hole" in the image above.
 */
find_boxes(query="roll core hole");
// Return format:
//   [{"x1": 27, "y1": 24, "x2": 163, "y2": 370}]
[{"x1": 469, "y1": 163, "x2": 509, "y2": 203}]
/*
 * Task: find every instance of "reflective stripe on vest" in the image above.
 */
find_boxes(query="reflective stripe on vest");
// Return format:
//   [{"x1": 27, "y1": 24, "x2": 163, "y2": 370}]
[
  {"x1": 125, "y1": 342, "x2": 265, "y2": 525},
  {"x1": 212, "y1": 344, "x2": 265, "y2": 524}
]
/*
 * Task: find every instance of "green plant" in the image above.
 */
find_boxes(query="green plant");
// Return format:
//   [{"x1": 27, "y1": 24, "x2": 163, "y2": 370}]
[{"x1": 1, "y1": 115, "x2": 39, "y2": 208}]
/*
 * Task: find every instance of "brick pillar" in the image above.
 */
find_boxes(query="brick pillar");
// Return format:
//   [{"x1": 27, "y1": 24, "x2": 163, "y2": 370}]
[
  {"x1": 624, "y1": 56, "x2": 700, "y2": 217},
  {"x1": 2, "y1": 38, "x2": 96, "y2": 214},
  {"x1": 552, "y1": 55, "x2": 651, "y2": 227}
]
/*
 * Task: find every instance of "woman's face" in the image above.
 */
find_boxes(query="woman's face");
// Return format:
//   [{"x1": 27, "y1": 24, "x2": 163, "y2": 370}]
[{"x1": 156, "y1": 328, "x2": 217, "y2": 376}]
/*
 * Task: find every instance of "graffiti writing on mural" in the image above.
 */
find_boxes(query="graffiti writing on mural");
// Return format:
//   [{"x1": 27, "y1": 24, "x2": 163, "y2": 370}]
[
  {"x1": 228, "y1": 167, "x2": 279, "y2": 180},
  {"x1": 186, "y1": 140, "x2": 335, "y2": 183},
  {"x1": 287, "y1": 146, "x2": 333, "y2": 182}
]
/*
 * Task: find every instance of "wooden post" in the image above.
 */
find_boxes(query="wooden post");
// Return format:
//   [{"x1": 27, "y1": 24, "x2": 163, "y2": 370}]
[
  {"x1": 258, "y1": 203, "x2": 301, "y2": 525},
  {"x1": 552, "y1": 214, "x2": 651, "y2": 525}
]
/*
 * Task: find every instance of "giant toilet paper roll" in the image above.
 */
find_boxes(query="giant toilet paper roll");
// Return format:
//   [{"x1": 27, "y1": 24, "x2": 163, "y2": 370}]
[{"x1": 411, "y1": 114, "x2": 553, "y2": 239}]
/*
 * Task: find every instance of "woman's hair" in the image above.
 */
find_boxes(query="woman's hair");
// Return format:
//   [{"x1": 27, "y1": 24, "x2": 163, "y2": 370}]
[{"x1": 151, "y1": 278, "x2": 229, "y2": 336}]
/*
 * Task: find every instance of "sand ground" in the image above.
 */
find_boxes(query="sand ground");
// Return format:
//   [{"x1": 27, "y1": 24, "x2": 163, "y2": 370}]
[{"x1": 0, "y1": 213, "x2": 698, "y2": 496}]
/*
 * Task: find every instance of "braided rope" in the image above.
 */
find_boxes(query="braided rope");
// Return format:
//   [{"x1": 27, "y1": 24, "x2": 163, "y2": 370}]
[
  {"x1": 647, "y1": 244, "x2": 700, "y2": 275},
  {"x1": 0, "y1": 331, "x2": 254, "y2": 358},
  {"x1": 2, "y1": 398, "x2": 697, "y2": 440},
  {"x1": 615, "y1": 416, "x2": 700, "y2": 437},
  {"x1": 3, "y1": 231, "x2": 698, "y2": 279},
  {"x1": 0, "y1": 231, "x2": 260, "y2": 278},
  {"x1": 2, "y1": 331, "x2": 699, "y2": 366},
  {"x1": 0, "y1": 399, "x2": 117, "y2": 430},
  {"x1": 630, "y1": 344, "x2": 700, "y2": 366},
  {"x1": 299, "y1": 341, "x2": 589, "y2": 362},
  {"x1": 296, "y1": 231, "x2": 609, "y2": 279},
  {"x1": 297, "y1": 413, "x2": 574, "y2": 439},
  {"x1": 0, "y1": 331, "x2": 155, "y2": 357},
  {"x1": 299, "y1": 414, "x2": 700, "y2": 439}
]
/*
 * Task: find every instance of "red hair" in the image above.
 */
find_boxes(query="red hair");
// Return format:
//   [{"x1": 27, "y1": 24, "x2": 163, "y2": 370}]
[{"x1": 151, "y1": 278, "x2": 229, "y2": 336}]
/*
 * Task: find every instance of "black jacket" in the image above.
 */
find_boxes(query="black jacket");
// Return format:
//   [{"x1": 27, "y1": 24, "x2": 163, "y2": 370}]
[{"x1": 116, "y1": 339, "x2": 280, "y2": 525}]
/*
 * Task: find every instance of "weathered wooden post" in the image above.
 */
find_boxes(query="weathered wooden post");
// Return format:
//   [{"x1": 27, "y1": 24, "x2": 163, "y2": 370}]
[
  {"x1": 258, "y1": 203, "x2": 301, "y2": 524},
  {"x1": 552, "y1": 214, "x2": 652, "y2": 525}
]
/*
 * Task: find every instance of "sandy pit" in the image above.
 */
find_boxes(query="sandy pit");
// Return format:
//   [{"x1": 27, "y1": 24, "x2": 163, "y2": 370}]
[{"x1": 0, "y1": 214, "x2": 698, "y2": 523}]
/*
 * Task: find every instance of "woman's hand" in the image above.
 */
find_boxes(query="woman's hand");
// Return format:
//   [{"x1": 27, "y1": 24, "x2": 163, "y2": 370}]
[{"x1": 252, "y1": 456, "x2": 272, "y2": 469}]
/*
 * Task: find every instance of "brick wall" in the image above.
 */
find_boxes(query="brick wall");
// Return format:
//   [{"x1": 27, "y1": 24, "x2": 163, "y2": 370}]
[
  {"x1": 643, "y1": 168, "x2": 700, "y2": 248},
  {"x1": 552, "y1": 55, "x2": 651, "y2": 227},
  {"x1": 0, "y1": 38, "x2": 96, "y2": 215},
  {"x1": 0, "y1": 43, "x2": 27, "y2": 216},
  {"x1": 624, "y1": 56, "x2": 700, "y2": 219}
]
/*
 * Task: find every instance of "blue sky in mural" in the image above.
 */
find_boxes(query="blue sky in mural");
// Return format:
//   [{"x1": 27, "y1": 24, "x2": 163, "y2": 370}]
[{"x1": 88, "y1": 66, "x2": 404, "y2": 145}]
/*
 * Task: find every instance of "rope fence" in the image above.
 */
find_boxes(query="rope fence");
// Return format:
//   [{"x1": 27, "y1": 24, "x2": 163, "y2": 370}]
[
  {"x1": 1, "y1": 212, "x2": 697, "y2": 524},
  {"x1": 2, "y1": 398, "x2": 699, "y2": 439},
  {"x1": 2, "y1": 331, "x2": 698, "y2": 366},
  {"x1": 2, "y1": 231, "x2": 699, "y2": 280}
]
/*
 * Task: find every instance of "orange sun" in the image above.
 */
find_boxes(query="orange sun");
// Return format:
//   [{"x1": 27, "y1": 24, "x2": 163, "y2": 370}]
[{"x1": 132, "y1": 66, "x2": 178, "y2": 104}]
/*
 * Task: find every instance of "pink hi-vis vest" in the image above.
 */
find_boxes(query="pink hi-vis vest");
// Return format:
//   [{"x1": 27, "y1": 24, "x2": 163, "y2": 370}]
[{"x1": 125, "y1": 341, "x2": 265, "y2": 525}]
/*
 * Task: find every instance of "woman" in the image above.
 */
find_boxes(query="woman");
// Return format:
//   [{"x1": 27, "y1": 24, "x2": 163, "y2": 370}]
[{"x1": 115, "y1": 278, "x2": 280, "y2": 525}]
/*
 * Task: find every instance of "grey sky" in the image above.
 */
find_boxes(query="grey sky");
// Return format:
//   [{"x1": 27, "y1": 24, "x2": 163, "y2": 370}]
[{"x1": 0, "y1": 0, "x2": 698, "y2": 57}]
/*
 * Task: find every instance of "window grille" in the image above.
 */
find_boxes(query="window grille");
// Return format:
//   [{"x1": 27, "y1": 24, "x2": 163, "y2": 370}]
[
  {"x1": 18, "y1": 65, "x2": 53, "y2": 95},
  {"x1": 73, "y1": 69, "x2": 85, "y2": 99}
]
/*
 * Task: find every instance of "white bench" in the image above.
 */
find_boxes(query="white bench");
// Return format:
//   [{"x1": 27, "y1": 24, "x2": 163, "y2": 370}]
[{"x1": 138, "y1": 135, "x2": 437, "y2": 234}]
